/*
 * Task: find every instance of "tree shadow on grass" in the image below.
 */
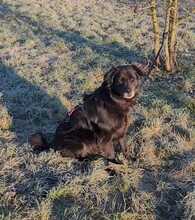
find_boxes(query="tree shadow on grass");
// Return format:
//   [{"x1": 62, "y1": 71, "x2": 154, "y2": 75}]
[
  {"x1": 50, "y1": 175, "x2": 132, "y2": 220},
  {"x1": 51, "y1": 196, "x2": 108, "y2": 220},
  {"x1": 138, "y1": 149, "x2": 195, "y2": 220},
  {"x1": 0, "y1": 61, "x2": 67, "y2": 141},
  {"x1": 0, "y1": 3, "x2": 145, "y2": 64},
  {"x1": 139, "y1": 74, "x2": 188, "y2": 109}
]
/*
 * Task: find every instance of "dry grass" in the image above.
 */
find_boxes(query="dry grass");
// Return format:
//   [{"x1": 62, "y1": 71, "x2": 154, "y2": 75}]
[
  {"x1": 0, "y1": 0, "x2": 194, "y2": 219},
  {"x1": 0, "y1": 105, "x2": 12, "y2": 130}
]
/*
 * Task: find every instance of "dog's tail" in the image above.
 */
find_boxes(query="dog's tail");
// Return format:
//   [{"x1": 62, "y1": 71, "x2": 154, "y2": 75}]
[{"x1": 29, "y1": 132, "x2": 51, "y2": 153}]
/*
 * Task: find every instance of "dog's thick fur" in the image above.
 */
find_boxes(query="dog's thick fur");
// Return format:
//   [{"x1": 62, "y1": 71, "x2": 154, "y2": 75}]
[{"x1": 30, "y1": 64, "x2": 146, "y2": 163}]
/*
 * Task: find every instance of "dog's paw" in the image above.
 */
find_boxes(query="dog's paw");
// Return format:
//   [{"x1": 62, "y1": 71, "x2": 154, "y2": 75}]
[
  {"x1": 29, "y1": 133, "x2": 43, "y2": 147},
  {"x1": 104, "y1": 166, "x2": 118, "y2": 176},
  {"x1": 108, "y1": 158, "x2": 124, "y2": 165},
  {"x1": 29, "y1": 133, "x2": 48, "y2": 153}
]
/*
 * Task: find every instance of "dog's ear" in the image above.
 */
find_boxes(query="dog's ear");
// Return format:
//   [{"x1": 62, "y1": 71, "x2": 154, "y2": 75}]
[
  {"x1": 104, "y1": 66, "x2": 118, "y2": 85},
  {"x1": 131, "y1": 63, "x2": 149, "y2": 76}
]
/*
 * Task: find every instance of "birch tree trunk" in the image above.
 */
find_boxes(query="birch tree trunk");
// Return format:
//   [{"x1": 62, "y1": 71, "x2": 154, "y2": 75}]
[
  {"x1": 150, "y1": 0, "x2": 178, "y2": 72},
  {"x1": 150, "y1": 0, "x2": 160, "y2": 66},
  {"x1": 169, "y1": 0, "x2": 178, "y2": 71},
  {"x1": 164, "y1": 0, "x2": 172, "y2": 71}
]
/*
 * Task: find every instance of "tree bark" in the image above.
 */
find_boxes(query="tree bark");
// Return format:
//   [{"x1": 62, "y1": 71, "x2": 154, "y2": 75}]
[
  {"x1": 150, "y1": 0, "x2": 160, "y2": 66},
  {"x1": 149, "y1": 0, "x2": 179, "y2": 72},
  {"x1": 169, "y1": 0, "x2": 178, "y2": 71},
  {"x1": 164, "y1": 0, "x2": 172, "y2": 72}
]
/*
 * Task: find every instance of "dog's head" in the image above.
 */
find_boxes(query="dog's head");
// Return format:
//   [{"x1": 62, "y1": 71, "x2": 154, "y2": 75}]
[{"x1": 104, "y1": 64, "x2": 148, "y2": 101}]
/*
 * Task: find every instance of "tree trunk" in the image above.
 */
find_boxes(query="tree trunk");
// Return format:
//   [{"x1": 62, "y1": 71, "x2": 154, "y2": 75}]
[
  {"x1": 149, "y1": 0, "x2": 179, "y2": 72},
  {"x1": 164, "y1": 0, "x2": 172, "y2": 72},
  {"x1": 150, "y1": 0, "x2": 160, "y2": 66},
  {"x1": 169, "y1": 0, "x2": 178, "y2": 71}
]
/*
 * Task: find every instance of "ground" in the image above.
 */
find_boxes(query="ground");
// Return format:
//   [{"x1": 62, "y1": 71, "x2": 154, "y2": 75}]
[{"x1": 0, "y1": 0, "x2": 194, "y2": 219}]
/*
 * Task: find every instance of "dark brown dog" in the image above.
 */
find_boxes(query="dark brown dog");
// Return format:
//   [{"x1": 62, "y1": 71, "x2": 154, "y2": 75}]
[{"x1": 30, "y1": 64, "x2": 146, "y2": 164}]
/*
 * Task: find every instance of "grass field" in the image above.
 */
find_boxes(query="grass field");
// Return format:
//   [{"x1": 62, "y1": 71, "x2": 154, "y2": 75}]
[{"x1": 0, "y1": 0, "x2": 194, "y2": 219}]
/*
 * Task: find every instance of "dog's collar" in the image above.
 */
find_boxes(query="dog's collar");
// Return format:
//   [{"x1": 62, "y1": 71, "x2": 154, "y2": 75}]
[
  {"x1": 67, "y1": 104, "x2": 85, "y2": 117},
  {"x1": 67, "y1": 105, "x2": 80, "y2": 117},
  {"x1": 68, "y1": 107, "x2": 76, "y2": 117},
  {"x1": 108, "y1": 86, "x2": 136, "y2": 103}
]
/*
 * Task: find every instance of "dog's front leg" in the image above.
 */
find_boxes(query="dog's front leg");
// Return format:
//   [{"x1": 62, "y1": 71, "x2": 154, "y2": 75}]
[
  {"x1": 118, "y1": 137, "x2": 129, "y2": 159},
  {"x1": 101, "y1": 142, "x2": 123, "y2": 165}
]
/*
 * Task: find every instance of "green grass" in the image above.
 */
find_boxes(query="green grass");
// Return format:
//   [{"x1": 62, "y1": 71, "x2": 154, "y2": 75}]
[{"x1": 0, "y1": 0, "x2": 194, "y2": 219}]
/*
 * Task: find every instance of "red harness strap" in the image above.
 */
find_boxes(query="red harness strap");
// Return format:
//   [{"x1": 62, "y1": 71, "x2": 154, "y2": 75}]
[
  {"x1": 67, "y1": 105, "x2": 81, "y2": 117},
  {"x1": 68, "y1": 108, "x2": 75, "y2": 117}
]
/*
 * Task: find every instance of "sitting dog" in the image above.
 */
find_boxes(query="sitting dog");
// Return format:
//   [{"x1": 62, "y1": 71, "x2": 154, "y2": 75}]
[{"x1": 30, "y1": 64, "x2": 147, "y2": 164}]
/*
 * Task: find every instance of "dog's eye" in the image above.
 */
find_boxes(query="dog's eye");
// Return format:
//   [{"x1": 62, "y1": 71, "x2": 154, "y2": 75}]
[
  {"x1": 119, "y1": 77, "x2": 126, "y2": 84},
  {"x1": 129, "y1": 76, "x2": 135, "y2": 82}
]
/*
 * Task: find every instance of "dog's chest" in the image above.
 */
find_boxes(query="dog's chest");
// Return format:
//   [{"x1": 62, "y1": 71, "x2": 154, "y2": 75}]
[
  {"x1": 112, "y1": 114, "x2": 128, "y2": 138},
  {"x1": 99, "y1": 107, "x2": 128, "y2": 137}
]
